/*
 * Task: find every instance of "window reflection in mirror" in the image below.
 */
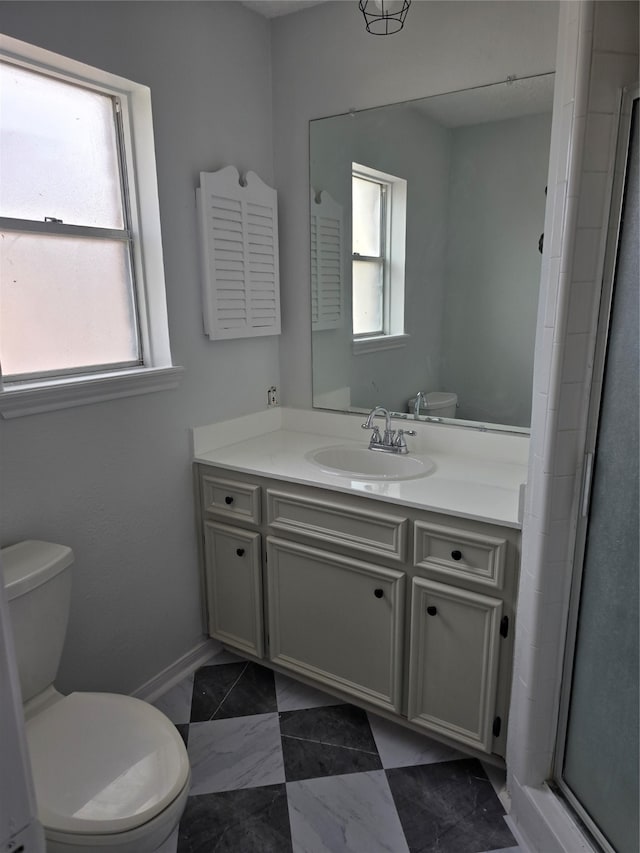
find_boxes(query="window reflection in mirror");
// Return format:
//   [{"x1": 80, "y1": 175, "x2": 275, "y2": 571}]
[{"x1": 352, "y1": 163, "x2": 407, "y2": 340}]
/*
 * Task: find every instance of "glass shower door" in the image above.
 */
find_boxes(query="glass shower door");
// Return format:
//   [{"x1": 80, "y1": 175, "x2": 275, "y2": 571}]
[{"x1": 556, "y1": 91, "x2": 639, "y2": 853}]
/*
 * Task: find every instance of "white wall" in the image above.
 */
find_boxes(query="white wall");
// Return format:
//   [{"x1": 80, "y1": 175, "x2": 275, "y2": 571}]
[
  {"x1": 272, "y1": 0, "x2": 560, "y2": 409},
  {"x1": 0, "y1": 1, "x2": 278, "y2": 694}
]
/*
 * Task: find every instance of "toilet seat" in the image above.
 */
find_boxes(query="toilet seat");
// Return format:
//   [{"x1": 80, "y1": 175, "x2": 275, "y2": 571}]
[{"x1": 26, "y1": 692, "x2": 190, "y2": 836}]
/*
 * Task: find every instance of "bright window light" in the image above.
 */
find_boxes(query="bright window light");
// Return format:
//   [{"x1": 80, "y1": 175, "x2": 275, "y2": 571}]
[
  {"x1": 352, "y1": 163, "x2": 407, "y2": 342},
  {"x1": 0, "y1": 35, "x2": 179, "y2": 418},
  {"x1": 0, "y1": 61, "x2": 141, "y2": 380}
]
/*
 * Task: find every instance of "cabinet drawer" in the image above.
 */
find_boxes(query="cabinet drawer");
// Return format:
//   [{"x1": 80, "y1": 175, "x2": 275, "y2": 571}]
[
  {"x1": 413, "y1": 522, "x2": 506, "y2": 589},
  {"x1": 201, "y1": 474, "x2": 261, "y2": 524},
  {"x1": 267, "y1": 489, "x2": 407, "y2": 562}
]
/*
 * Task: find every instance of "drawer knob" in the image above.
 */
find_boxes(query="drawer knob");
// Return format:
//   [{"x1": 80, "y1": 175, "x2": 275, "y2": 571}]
[
  {"x1": 427, "y1": 605, "x2": 438, "y2": 616},
  {"x1": 451, "y1": 549, "x2": 462, "y2": 561},
  {"x1": 374, "y1": 588, "x2": 384, "y2": 599},
  {"x1": 225, "y1": 496, "x2": 234, "y2": 505},
  {"x1": 236, "y1": 548, "x2": 245, "y2": 557}
]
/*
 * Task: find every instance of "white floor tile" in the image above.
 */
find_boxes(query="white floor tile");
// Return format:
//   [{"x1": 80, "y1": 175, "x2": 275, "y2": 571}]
[
  {"x1": 367, "y1": 712, "x2": 464, "y2": 769},
  {"x1": 287, "y1": 770, "x2": 409, "y2": 853},
  {"x1": 187, "y1": 712, "x2": 285, "y2": 795},
  {"x1": 208, "y1": 647, "x2": 245, "y2": 666},
  {"x1": 153, "y1": 673, "x2": 194, "y2": 724},
  {"x1": 275, "y1": 672, "x2": 340, "y2": 712}
]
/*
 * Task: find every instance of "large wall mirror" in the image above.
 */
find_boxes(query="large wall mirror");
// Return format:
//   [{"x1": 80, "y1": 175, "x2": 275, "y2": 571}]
[{"x1": 310, "y1": 73, "x2": 554, "y2": 432}]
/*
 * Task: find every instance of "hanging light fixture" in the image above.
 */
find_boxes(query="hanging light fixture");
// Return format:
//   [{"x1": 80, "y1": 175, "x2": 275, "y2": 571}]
[{"x1": 359, "y1": 0, "x2": 411, "y2": 35}]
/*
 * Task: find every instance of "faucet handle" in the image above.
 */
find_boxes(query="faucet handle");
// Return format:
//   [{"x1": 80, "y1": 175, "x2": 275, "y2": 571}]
[
  {"x1": 393, "y1": 428, "x2": 416, "y2": 452},
  {"x1": 364, "y1": 425, "x2": 382, "y2": 449}
]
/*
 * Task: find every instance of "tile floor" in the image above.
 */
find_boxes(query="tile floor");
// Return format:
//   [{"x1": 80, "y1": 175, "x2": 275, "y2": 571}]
[{"x1": 154, "y1": 650, "x2": 522, "y2": 853}]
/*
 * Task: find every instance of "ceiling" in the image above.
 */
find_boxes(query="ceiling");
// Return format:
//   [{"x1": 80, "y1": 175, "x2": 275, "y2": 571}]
[{"x1": 240, "y1": 1, "x2": 328, "y2": 18}]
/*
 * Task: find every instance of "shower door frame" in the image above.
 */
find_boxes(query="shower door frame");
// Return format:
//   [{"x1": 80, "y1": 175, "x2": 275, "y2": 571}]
[{"x1": 553, "y1": 84, "x2": 639, "y2": 853}]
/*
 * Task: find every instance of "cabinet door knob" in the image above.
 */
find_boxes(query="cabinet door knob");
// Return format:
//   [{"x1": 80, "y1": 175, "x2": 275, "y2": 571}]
[
  {"x1": 236, "y1": 548, "x2": 245, "y2": 557},
  {"x1": 374, "y1": 588, "x2": 384, "y2": 599},
  {"x1": 451, "y1": 549, "x2": 462, "y2": 561},
  {"x1": 225, "y1": 495, "x2": 234, "y2": 505},
  {"x1": 427, "y1": 605, "x2": 438, "y2": 616}
]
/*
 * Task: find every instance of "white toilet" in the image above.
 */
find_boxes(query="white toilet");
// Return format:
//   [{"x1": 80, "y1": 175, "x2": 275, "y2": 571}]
[
  {"x1": 408, "y1": 391, "x2": 458, "y2": 418},
  {"x1": 1, "y1": 540, "x2": 191, "y2": 853}
]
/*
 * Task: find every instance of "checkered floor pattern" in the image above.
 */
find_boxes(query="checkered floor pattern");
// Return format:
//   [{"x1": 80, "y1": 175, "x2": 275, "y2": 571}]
[{"x1": 153, "y1": 650, "x2": 521, "y2": 853}]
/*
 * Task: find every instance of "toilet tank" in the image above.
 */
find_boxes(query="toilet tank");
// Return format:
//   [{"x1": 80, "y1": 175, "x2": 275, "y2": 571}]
[
  {"x1": 1, "y1": 541, "x2": 74, "y2": 704},
  {"x1": 408, "y1": 392, "x2": 458, "y2": 418},
  {"x1": 424, "y1": 392, "x2": 457, "y2": 418}
]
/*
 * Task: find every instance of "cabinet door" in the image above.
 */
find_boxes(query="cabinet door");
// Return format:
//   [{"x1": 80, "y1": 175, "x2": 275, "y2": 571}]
[
  {"x1": 204, "y1": 521, "x2": 263, "y2": 658},
  {"x1": 408, "y1": 577, "x2": 502, "y2": 753},
  {"x1": 266, "y1": 537, "x2": 404, "y2": 713}
]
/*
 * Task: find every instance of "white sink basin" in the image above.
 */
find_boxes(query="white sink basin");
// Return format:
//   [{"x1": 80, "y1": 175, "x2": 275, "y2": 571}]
[{"x1": 307, "y1": 445, "x2": 435, "y2": 481}]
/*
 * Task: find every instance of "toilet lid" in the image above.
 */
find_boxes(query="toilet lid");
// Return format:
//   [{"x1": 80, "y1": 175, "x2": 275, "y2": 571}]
[{"x1": 26, "y1": 692, "x2": 190, "y2": 835}]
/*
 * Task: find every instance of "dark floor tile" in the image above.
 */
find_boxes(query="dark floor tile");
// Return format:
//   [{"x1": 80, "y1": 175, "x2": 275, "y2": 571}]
[
  {"x1": 177, "y1": 784, "x2": 292, "y2": 853},
  {"x1": 190, "y1": 661, "x2": 277, "y2": 722},
  {"x1": 279, "y1": 703, "x2": 382, "y2": 782},
  {"x1": 175, "y1": 723, "x2": 189, "y2": 747},
  {"x1": 386, "y1": 758, "x2": 516, "y2": 853}
]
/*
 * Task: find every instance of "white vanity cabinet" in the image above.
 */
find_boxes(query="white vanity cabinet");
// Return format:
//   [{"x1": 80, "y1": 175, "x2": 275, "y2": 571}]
[
  {"x1": 266, "y1": 537, "x2": 405, "y2": 714},
  {"x1": 203, "y1": 521, "x2": 263, "y2": 658},
  {"x1": 195, "y1": 463, "x2": 520, "y2": 759},
  {"x1": 407, "y1": 579, "x2": 503, "y2": 753},
  {"x1": 408, "y1": 520, "x2": 510, "y2": 752},
  {"x1": 200, "y1": 473, "x2": 263, "y2": 658}
]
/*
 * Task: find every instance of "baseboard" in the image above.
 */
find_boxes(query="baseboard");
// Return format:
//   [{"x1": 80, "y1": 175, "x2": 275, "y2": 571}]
[
  {"x1": 131, "y1": 637, "x2": 223, "y2": 703},
  {"x1": 509, "y1": 777, "x2": 598, "y2": 853}
]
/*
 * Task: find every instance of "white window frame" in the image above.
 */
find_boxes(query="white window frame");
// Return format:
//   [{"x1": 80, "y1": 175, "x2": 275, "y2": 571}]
[
  {"x1": 0, "y1": 35, "x2": 182, "y2": 418},
  {"x1": 351, "y1": 162, "x2": 407, "y2": 355}
]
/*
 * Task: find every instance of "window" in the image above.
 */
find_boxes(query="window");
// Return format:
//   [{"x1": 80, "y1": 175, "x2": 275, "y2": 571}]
[
  {"x1": 351, "y1": 163, "x2": 407, "y2": 353},
  {"x1": 0, "y1": 35, "x2": 180, "y2": 417}
]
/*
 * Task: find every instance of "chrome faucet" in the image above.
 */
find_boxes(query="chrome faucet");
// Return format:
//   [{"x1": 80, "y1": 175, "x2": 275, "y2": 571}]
[
  {"x1": 414, "y1": 391, "x2": 427, "y2": 419},
  {"x1": 363, "y1": 405, "x2": 392, "y2": 440},
  {"x1": 362, "y1": 406, "x2": 415, "y2": 454}
]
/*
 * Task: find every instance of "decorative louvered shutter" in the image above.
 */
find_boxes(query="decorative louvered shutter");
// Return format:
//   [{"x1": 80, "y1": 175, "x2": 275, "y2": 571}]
[
  {"x1": 310, "y1": 190, "x2": 343, "y2": 331},
  {"x1": 197, "y1": 166, "x2": 281, "y2": 339}
]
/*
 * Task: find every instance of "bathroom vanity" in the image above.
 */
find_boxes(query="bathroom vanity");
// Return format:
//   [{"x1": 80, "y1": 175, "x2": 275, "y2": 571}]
[{"x1": 193, "y1": 409, "x2": 527, "y2": 762}]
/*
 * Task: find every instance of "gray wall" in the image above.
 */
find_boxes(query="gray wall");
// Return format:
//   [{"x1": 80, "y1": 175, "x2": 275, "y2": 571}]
[
  {"x1": 441, "y1": 112, "x2": 552, "y2": 427},
  {"x1": 272, "y1": 0, "x2": 559, "y2": 410},
  {"x1": 310, "y1": 103, "x2": 552, "y2": 420},
  {"x1": 0, "y1": 1, "x2": 278, "y2": 694}
]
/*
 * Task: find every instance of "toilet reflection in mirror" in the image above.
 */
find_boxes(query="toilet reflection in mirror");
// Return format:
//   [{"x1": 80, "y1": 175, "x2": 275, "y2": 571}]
[{"x1": 310, "y1": 73, "x2": 554, "y2": 431}]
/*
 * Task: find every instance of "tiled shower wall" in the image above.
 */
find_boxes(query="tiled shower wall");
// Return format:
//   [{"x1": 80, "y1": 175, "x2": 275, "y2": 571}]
[{"x1": 508, "y1": 2, "x2": 638, "y2": 851}]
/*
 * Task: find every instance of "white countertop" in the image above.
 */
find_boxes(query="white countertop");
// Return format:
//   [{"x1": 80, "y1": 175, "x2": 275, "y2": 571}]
[{"x1": 193, "y1": 409, "x2": 528, "y2": 529}]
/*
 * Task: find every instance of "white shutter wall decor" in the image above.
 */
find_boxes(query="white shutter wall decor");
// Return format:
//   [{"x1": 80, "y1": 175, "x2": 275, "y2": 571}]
[
  {"x1": 197, "y1": 166, "x2": 281, "y2": 340},
  {"x1": 310, "y1": 189, "x2": 343, "y2": 331}
]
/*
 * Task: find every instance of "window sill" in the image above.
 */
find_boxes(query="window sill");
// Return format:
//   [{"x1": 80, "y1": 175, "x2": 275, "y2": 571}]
[
  {"x1": 352, "y1": 333, "x2": 409, "y2": 356},
  {"x1": 0, "y1": 365, "x2": 184, "y2": 419}
]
